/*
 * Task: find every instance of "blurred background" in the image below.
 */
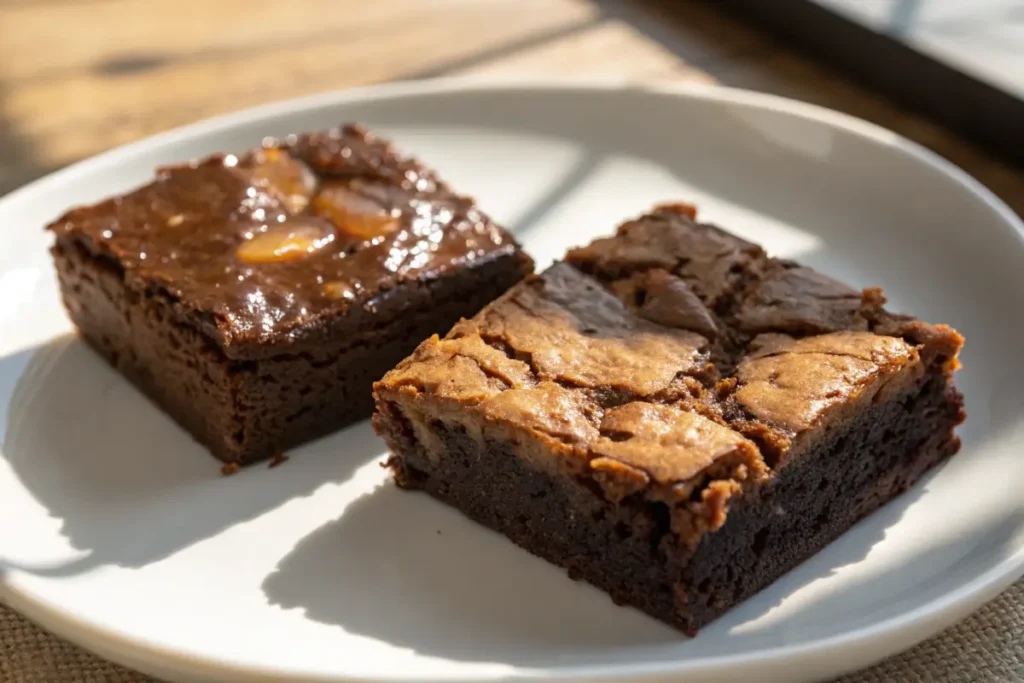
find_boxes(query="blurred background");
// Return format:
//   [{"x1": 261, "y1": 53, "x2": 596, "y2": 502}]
[{"x1": 0, "y1": 0, "x2": 1021, "y2": 214}]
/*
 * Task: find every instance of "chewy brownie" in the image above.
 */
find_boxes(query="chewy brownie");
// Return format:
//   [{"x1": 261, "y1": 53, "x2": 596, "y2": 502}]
[
  {"x1": 48, "y1": 124, "x2": 533, "y2": 464},
  {"x1": 373, "y1": 203, "x2": 964, "y2": 634}
]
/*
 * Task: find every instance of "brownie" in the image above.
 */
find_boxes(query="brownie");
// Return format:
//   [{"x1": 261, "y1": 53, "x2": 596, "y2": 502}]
[
  {"x1": 48, "y1": 124, "x2": 533, "y2": 464},
  {"x1": 373, "y1": 203, "x2": 965, "y2": 634}
]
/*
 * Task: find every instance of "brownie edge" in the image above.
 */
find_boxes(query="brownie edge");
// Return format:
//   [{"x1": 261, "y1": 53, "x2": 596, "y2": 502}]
[
  {"x1": 376, "y1": 369, "x2": 962, "y2": 633},
  {"x1": 55, "y1": 239, "x2": 531, "y2": 463}
]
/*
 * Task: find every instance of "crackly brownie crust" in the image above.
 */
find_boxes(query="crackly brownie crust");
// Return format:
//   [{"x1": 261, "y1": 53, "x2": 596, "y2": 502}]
[
  {"x1": 373, "y1": 203, "x2": 964, "y2": 633},
  {"x1": 48, "y1": 124, "x2": 533, "y2": 463}
]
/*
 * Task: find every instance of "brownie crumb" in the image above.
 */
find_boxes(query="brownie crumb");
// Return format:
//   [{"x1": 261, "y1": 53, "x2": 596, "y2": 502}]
[
  {"x1": 221, "y1": 462, "x2": 241, "y2": 476},
  {"x1": 268, "y1": 453, "x2": 289, "y2": 469}
]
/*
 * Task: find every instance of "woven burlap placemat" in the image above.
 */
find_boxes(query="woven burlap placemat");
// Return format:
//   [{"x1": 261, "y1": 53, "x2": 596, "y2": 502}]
[{"x1": 2, "y1": 578, "x2": 1022, "y2": 682}]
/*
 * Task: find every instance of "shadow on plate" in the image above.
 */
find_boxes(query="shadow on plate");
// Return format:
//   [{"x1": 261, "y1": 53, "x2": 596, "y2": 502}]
[
  {"x1": 260, "y1": 472, "x2": 945, "y2": 665},
  {"x1": 0, "y1": 335, "x2": 377, "y2": 575},
  {"x1": 263, "y1": 481, "x2": 682, "y2": 664}
]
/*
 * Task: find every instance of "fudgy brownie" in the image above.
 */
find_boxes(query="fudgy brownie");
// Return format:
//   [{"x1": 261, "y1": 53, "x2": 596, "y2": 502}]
[
  {"x1": 48, "y1": 124, "x2": 533, "y2": 464},
  {"x1": 373, "y1": 203, "x2": 964, "y2": 634}
]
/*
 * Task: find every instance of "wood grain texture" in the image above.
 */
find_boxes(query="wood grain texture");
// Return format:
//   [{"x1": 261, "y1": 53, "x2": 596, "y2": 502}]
[
  {"x1": 0, "y1": 1, "x2": 1022, "y2": 681},
  {"x1": 1, "y1": 0, "x2": 1020, "y2": 213}
]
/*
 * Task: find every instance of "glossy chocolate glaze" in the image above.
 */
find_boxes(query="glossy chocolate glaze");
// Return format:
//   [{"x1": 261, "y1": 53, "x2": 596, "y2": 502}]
[{"x1": 47, "y1": 124, "x2": 523, "y2": 357}]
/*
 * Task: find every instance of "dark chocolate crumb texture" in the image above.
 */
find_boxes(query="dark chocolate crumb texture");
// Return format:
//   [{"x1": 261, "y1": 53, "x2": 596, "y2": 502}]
[
  {"x1": 48, "y1": 124, "x2": 533, "y2": 463},
  {"x1": 373, "y1": 203, "x2": 964, "y2": 634}
]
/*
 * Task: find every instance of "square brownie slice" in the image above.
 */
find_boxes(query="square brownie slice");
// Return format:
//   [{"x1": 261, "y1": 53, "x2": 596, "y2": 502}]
[
  {"x1": 373, "y1": 203, "x2": 964, "y2": 634},
  {"x1": 48, "y1": 124, "x2": 533, "y2": 465}
]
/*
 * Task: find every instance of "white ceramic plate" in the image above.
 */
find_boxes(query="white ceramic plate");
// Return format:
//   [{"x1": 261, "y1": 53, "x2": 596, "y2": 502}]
[{"x1": 1, "y1": 80, "x2": 1022, "y2": 683}]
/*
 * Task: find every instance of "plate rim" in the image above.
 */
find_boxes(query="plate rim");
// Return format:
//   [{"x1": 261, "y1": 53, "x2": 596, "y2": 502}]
[{"x1": 1, "y1": 77, "x2": 1023, "y2": 683}]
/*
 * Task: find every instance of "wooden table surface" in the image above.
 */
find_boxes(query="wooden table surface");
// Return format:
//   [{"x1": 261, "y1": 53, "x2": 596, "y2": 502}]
[
  {"x1": 1, "y1": 0, "x2": 1022, "y2": 213},
  {"x1": 0, "y1": 1, "x2": 1022, "y2": 682}
]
